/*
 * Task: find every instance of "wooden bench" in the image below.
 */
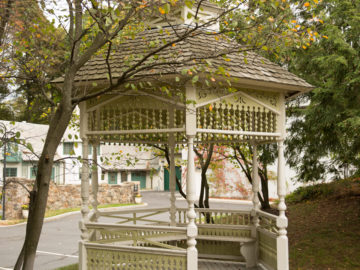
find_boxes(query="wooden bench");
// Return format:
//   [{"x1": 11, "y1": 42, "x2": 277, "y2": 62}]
[{"x1": 193, "y1": 224, "x2": 257, "y2": 268}]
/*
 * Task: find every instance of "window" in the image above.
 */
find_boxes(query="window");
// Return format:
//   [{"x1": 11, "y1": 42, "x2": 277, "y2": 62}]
[
  {"x1": 121, "y1": 171, "x2": 127, "y2": 183},
  {"x1": 30, "y1": 167, "x2": 37, "y2": 179},
  {"x1": 63, "y1": 142, "x2": 74, "y2": 155},
  {"x1": 31, "y1": 166, "x2": 55, "y2": 180},
  {"x1": 88, "y1": 144, "x2": 101, "y2": 156},
  {"x1": 5, "y1": 168, "x2": 17, "y2": 177},
  {"x1": 108, "y1": 172, "x2": 117, "y2": 184}
]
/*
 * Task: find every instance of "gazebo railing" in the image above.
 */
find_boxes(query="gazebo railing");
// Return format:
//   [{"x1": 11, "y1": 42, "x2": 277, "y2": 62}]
[
  {"x1": 80, "y1": 222, "x2": 187, "y2": 270},
  {"x1": 82, "y1": 242, "x2": 187, "y2": 270},
  {"x1": 176, "y1": 207, "x2": 252, "y2": 226},
  {"x1": 81, "y1": 207, "x2": 279, "y2": 269},
  {"x1": 257, "y1": 210, "x2": 278, "y2": 270},
  {"x1": 98, "y1": 207, "x2": 170, "y2": 225}
]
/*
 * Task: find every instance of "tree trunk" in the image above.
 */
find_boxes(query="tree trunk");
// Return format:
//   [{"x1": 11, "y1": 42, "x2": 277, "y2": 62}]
[
  {"x1": 198, "y1": 171, "x2": 206, "y2": 208},
  {"x1": 20, "y1": 101, "x2": 73, "y2": 269},
  {"x1": 259, "y1": 174, "x2": 271, "y2": 210}
]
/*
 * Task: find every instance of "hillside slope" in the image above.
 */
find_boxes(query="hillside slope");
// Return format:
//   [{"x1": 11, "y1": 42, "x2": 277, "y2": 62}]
[{"x1": 287, "y1": 178, "x2": 360, "y2": 269}]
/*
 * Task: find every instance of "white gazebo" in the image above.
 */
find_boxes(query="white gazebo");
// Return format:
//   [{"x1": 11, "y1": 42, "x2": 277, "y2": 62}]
[{"x1": 57, "y1": 2, "x2": 313, "y2": 269}]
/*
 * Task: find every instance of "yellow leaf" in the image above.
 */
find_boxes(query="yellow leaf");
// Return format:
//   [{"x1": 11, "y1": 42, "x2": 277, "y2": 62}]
[
  {"x1": 159, "y1": 7, "x2": 165, "y2": 14},
  {"x1": 323, "y1": 35, "x2": 328, "y2": 39},
  {"x1": 304, "y1": 2, "x2": 310, "y2": 7}
]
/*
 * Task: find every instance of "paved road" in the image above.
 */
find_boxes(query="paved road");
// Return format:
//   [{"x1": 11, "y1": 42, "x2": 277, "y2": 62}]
[{"x1": 0, "y1": 191, "x2": 252, "y2": 270}]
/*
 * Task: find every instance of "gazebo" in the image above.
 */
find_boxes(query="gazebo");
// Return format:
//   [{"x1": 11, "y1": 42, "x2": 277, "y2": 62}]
[{"x1": 58, "y1": 2, "x2": 313, "y2": 270}]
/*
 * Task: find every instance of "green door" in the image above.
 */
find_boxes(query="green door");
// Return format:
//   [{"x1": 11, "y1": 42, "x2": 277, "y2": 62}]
[
  {"x1": 108, "y1": 172, "x2": 117, "y2": 184},
  {"x1": 131, "y1": 171, "x2": 146, "y2": 189},
  {"x1": 164, "y1": 167, "x2": 181, "y2": 191}
]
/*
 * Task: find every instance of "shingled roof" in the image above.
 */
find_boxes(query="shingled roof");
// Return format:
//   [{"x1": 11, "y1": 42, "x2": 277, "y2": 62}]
[{"x1": 53, "y1": 26, "x2": 312, "y2": 94}]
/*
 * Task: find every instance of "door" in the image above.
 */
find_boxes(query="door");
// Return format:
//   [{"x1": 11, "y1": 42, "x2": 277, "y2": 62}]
[
  {"x1": 164, "y1": 166, "x2": 181, "y2": 191},
  {"x1": 108, "y1": 172, "x2": 117, "y2": 184},
  {"x1": 131, "y1": 171, "x2": 146, "y2": 189}
]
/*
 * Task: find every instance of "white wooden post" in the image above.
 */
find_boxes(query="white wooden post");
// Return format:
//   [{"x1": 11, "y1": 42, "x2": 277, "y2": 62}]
[
  {"x1": 79, "y1": 102, "x2": 90, "y2": 241},
  {"x1": 276, "y1": 93, "x2": 289, "y2": 270},
  {"x1": 241, "y1": 143, "x2": 258, "y2": 267},
  {"x1": 186, "y1": 83, "x2": 198, "y2": 270},
  {"x1": 79, "y1": 241, "x2": 87, "y2": 270},
  {"x1": 186, "y1": 135, "x2": 198, "y2": 269},
  {"x1": 276, "y1": 140, "x2": 289, "y2": 270},
  {"x1": 89, "y1": 142, "x2": 99, "y2": 223},
  {"x1": 169, "y1": 135, "x2": 176, "y2": 226},
  {"x1": 80, "y1": 137, "x2": 90, "y2": 240},
  {"x1": 169, "y1": 107, "x2": 176, "y2": 226}
]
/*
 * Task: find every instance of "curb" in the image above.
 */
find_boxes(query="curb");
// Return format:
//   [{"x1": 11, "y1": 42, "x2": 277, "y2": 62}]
[{"x1": 0, "y1": 203, "x2": 148, "y2": 228}]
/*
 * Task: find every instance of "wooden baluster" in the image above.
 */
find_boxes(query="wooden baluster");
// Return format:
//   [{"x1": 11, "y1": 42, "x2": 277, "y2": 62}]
[{"x1": 240, "y1": 105, "x2": 245, "y2": 131}]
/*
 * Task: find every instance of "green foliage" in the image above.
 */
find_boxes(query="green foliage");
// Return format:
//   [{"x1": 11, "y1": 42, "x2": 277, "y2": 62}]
[
  {"x1": 286, "y1": 178, "x2": 360, "y2": 204},
  {"x1": 0, "y1": 2, "x2": 67, "y2": 124},
  {"x1": 286, "y1": 0, "x2": 360, "y2": 181},
  {"x1": 219, "y1": 0, "x2": 323, "y2": 62}
]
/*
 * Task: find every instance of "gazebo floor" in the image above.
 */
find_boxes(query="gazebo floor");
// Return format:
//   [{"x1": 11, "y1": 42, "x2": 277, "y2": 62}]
[{"x1": 198, "y1": 259, "x2": 259, "y2": 270}]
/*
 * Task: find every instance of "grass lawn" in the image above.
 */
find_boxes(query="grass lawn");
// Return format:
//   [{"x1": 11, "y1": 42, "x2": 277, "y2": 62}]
[
  {"x1": 287, "y1": 178, "x2": 360, "y2": 269},
  {"x1": 0, "y1": 203, "x2": 136, "y2": 226}
]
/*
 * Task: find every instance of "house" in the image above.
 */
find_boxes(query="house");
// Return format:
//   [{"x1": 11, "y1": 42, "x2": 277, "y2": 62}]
[{"x1": 0, "y1": 120, "x2": 164, "y2": 189}]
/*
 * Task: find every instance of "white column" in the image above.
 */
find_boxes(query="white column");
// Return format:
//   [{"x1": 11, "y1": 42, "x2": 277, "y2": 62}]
[
  {"x1": 79, "y1": 137, "x2": 90, "y2": 240},
  {"x1": 186, "y1": 135, "x2": 198, "y2": 269},
  {"x1": 277, "y1": 140, "x2": 289, "y2": 270},
  {"x1": 251, "y1": 144, "x2": 260, "y2": 236},
  {"x1": 127, "y1": 171, "x2": 131, "y2": 182},
  {"x1": 89, "y1": 142, "x2": 99, "y2": 222},
  {"x1": 185, "y1": 82, "x2": 198, "y2": 270},
  {"x1": 169, "y1": 135, "x2": 176, "y2": 226},
  {"x1": 169, "y1": 107, "x2": 176, "y2": 226}
]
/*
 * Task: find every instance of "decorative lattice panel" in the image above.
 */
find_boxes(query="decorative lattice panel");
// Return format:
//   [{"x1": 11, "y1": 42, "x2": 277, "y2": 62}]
[
  {"x1": 258, "y1": 230, "x2": 277, "y2": 270},
  {"x1": 197, "y1": 104, "x2": 276, "y2": 132},
  {"x1": 86, "y1": 247, "x2": 187, "y2": 270},
  {"x1": 88, "y1": 108, "x2": 185, "y2": 132}
]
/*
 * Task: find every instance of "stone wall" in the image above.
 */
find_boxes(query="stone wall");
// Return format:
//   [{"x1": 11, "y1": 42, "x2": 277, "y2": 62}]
[{"x1": 1, "y1": 178, "x2": 136, "y2": 220}]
